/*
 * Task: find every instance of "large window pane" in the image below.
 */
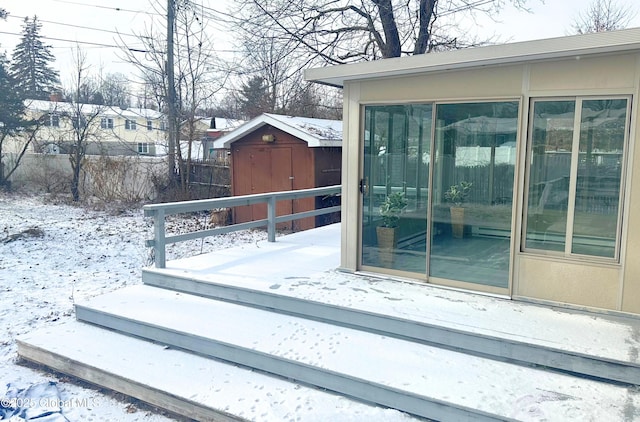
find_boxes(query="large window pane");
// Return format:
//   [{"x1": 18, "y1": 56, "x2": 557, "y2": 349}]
[
  {"x1": 431, "y1": 102, "x2": 518, "y2": 288},
  {"x1": 525, "y1": 101, "x2": 575, "y2": 252},
  {"x1": 524, "y1": 97, "x2": 628, "y2": 259},
  {"x1": 572, "y1": 99, "x2": 627, "y2": 257}
]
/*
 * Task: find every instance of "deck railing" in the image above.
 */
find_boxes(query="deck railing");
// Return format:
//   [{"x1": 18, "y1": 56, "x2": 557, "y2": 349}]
[{"x1": 143, "y1": 185, "x2": 342, "y2": 268}]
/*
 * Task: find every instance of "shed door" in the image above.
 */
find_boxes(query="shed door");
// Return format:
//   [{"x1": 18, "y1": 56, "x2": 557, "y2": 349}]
[
  {"x1": 234, "y1": 146, "x2": 293, "y2": 230},
  {"x1": 271, "y1": 147, "x2": 293, "y2": 230}
]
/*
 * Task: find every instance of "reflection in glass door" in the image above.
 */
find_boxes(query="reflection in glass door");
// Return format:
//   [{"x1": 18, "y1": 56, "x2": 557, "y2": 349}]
[
  {"x1": 361, "y1": 101, "x2": 519, "y2": 290},
  {"x1": 430, "y1": 102, "x2": 519, "y2": 288},
  {"x1": 361, "y1": 105, "x2": 432, "y2": 274}
]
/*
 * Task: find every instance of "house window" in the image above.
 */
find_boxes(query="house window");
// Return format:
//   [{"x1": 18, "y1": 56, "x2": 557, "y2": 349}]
[
  {"x1": 44, "y1": 113, "x2": 59, "y2": 127},
  {"x1": 72, "y1": 115, "x2": 87, "y2": 129},
  {"x1": 100, "y1": 118, "x2": 114, "y2": 129},
  {"x1": 159, "y1": 120, "x2": 167, "y2": 131},
  {"x1": 523, "y1": 97, "x2": 630, "y2": 259},
  {"x1": 125, "y1": 119, "x2": 137, "y2": 130},
  {"x1": 147, "y1": 120, "x2": 153, "y2": 131},
  {"x1": 137, "y1": 142, "x2": 149, "y2": 154}
]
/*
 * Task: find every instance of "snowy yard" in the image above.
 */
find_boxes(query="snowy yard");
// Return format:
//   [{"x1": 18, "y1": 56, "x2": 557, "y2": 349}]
[{"x1": 0, "y1": 193, "x2": 268, "y2": 421}]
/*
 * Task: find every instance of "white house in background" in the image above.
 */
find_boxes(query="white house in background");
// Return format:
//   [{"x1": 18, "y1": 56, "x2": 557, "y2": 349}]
[{"x1": 24, "y1": 99, "x2": 167, "y2": 156}]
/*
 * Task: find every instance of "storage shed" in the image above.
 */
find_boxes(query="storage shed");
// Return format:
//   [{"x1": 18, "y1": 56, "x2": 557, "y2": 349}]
[
  {"x1": 305, "y1": 28, "x2": 640, "y2": 316},
  {"x1": 213, "y1": 113, "x2": 342, "y2": 231}
]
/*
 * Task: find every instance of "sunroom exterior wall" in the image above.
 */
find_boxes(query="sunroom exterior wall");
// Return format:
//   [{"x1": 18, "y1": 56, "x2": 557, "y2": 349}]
[{"x1": 339, "y1": 51, "x2": 640, "y2": 314}]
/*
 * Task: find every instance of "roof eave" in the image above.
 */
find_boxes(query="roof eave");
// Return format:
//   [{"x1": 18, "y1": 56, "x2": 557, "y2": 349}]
[
  {"x1": 213, "y1": 114, "x2": 342, "y2": 149},
  {"x1": 305, "y1": 28, "x2": 640, "y2": 87}
]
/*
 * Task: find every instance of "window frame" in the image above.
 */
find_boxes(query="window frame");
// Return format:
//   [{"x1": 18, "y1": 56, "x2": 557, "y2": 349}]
[
  {"x1": 100, "y1": 117, "x2": 114, "y2": 129},
  {"x1": 125, "y1": 119, "x2": 137, "y2": 130},
  {"x1": 522, "y1": 95, "x2": 631, "y2": 262},
  {"x1": 45, "y1": 113, "x2": 60, "y2": 127},
  {"x1": 146, "y1": 120, "x2": 153, "y2": 131},
  {"x1": 137, "y1": 142, "x2": 149, "y2": 154}
]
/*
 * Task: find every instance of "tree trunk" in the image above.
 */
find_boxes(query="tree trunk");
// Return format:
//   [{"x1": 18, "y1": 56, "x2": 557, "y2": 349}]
[
  {"x1": 373, "y1": 0, "x2": 402, "y2": 57},
  {"x1": 414, "y1": 0, "x2": 437, "y2": 54}
]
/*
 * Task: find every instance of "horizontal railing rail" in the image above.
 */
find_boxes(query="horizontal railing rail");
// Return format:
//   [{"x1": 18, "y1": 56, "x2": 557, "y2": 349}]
[{"x1": 144, "y1": 185, "x2": 341, "y2": 268}]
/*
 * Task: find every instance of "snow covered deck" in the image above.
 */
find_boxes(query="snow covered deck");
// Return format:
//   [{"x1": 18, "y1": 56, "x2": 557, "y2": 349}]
[{"x1": 17, "y1": 223, "x2": 640, "y2": 421}]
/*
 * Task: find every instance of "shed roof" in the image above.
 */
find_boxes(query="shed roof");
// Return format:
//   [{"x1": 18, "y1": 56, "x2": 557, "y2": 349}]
[
  {"x1": 213, "y1": 113, "x2": 342, "y2": 148},
  {"x1": 305, "y1": 27, "x2": 640, "y2": 87}
]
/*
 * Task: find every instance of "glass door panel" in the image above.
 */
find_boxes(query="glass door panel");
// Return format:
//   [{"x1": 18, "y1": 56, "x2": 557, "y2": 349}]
[
  {"x1": 361, "y1": 105, "x2": 432, "y2": 273},
  {"x1": 430, "y1": 102, "x2": 519, "y2": 288}
]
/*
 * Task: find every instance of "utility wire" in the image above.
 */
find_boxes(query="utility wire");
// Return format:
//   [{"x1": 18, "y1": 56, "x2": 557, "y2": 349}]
[
  {"x1": 0, "y1": 30, "x2": 148, "y2": 51},
  {"x1": 6, "y1": 14, "x2": 145, "y2": 39},
  {"x1": 49, "y1": 0, "x2": 163, "y2": 16}
]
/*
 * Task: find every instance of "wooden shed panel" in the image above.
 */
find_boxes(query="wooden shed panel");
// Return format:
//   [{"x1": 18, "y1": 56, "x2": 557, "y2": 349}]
[
  {"x1": 291, "y1": 146, "x2": 315, "y2": 231},
  {"x1": 231, "y1": 146, "x2": 255, "y2": 223},
  {"x1": 271, "y1": 147, "x2": 293, "y2": 230}
]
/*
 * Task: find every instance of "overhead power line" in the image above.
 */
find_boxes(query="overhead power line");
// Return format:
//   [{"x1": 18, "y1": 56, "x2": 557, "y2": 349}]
[
  {"x1": 0, "y1": 30, "x2": 148, "y2": 51},
  {"x1": 6, "y1": 14, "x2": 144, "y2": 39},
  {"x1": 49, "y1": 0, "x2": 163, "y2": 16}
]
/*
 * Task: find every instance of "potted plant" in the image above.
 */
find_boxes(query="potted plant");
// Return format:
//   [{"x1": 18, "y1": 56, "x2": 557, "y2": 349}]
[
  {"x1": 376, "y1": 191, "x2": 408, "y2": 266},
  {"x1": 444, "y1": 181, "x2": 473, "y2": 238}
]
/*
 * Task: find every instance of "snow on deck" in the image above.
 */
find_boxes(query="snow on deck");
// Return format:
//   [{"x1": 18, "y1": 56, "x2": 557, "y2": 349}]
[
  {"x1": 150, "y1": 223, "x2": 640, "y2": 366},
  {"x1": 19, "y1": 322, "x2": 415, "y2": 422},
  {"x1": 71, "y1": 284, "x2": 640, "y2": 421}
]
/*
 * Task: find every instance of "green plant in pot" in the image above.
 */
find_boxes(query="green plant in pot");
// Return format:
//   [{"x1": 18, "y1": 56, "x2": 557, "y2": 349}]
[
  {"x1": 376, "y1": 191, "x2": 408, "y2": 266},
  {"x1": 445, "y1": 181, "x2": 472, "y2": 238}
]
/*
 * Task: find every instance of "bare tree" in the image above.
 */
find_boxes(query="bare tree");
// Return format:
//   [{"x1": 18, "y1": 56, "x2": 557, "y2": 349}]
[
  {"x1": 120, "y1": 0, "x2": 227, "y2": 197},
  {"x1": 100, "y1": 73, "x2": 131, "y2": 108},
  {"x1": 62, "y1": 48, "x2": 107, "y2": 202},
  {"x1": 229, "y1": 20, "x2": 344, "y2": 119},
  {"x1": 573, "y1": 0, "x2": 636, "y2": 34},
  {"x1": 231, "y1": 0, "x2": 532, "y2": 65}
]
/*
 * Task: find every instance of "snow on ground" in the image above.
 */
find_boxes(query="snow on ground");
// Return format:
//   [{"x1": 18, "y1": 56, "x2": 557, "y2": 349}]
[{"x1": 0, "y1": 192, "x2": 269, "y2": 421}]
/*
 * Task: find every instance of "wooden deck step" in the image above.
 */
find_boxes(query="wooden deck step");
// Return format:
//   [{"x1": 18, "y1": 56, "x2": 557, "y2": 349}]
[
  {"x1": 17, "y1": 322, "x2": 414, "y2": 422},
  {"x1": 143, "y1": 268, "x2": 640, "y2": 386},
  {"x1": 63, "y1": 285, "x2": 639, "y2": 421}
]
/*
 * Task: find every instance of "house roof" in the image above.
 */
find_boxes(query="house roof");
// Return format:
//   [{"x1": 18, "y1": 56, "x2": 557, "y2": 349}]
[
  {"x1": 26, "y1": 99, "x2": 165, "y2": 119},
  {"x1": 305, "y1": 27, "x2": 640, "y2": 87},
  {"x1": 190, "y1": 116, "x2": 246, "y2": 131},
  {"x1": 212, "y1": 113, "x2": 342, "y2": 148}
]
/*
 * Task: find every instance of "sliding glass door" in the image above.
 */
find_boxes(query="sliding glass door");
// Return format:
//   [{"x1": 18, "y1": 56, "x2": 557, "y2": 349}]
[
  {"x1": 361, "y1": 101, "x2": 518, "y2": 289},
  {"x1": 430, "y1": 102, "x2": 519, "y2": 288},
  {"x1": 361, "y1": 105, "x2": 432, "y2": 274}
]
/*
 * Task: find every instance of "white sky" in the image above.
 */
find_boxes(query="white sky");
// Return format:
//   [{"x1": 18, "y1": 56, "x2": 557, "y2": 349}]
[{"x1": 1, "y1": 0, "x2": 639, "y2": 90}]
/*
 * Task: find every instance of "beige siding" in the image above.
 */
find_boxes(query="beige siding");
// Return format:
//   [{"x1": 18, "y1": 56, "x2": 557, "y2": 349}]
[
  {"x1": 357, "y1": 64, "x2": 524, "y2": 103},
  {"x1": 528, "y1": 54, "x2": 638, "y2": 93},
  {"x1": 516, "y1": 256, "x2": 620, "y2": 310}
]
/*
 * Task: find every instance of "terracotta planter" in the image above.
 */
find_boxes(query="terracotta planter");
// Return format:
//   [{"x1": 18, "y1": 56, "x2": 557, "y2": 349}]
[
  {"x1": 450, "y1": 206, "x2": 465, "y2": 238},
  {"x1": 376, "y1": 226, "x2": 397, "y2": 267}
]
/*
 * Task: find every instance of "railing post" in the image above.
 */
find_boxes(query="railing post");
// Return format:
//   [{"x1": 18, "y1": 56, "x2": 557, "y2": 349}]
[
  {"x1": 267, "y1": 195, "x2": 276, "y2": 242},
  {"x1": 154, "y1": 209, "x2": 166, "y2": 268}
]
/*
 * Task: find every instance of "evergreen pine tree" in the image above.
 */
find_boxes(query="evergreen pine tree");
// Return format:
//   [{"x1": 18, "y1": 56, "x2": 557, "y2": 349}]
[
  {"x1": 238, "y1": 76, "x2": 272, "y2": 119},
  {"x1": 10, "y1": 16, "x2": 60, "y2": 100},
  {"x1": 0, "y1": 54, "x2": 27, "y2": 137},
  {"x1": 0, "y1": 52, "x2": 39, "y2": 188}
]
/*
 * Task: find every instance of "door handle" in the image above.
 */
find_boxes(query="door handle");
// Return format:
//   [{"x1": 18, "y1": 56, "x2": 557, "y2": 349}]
[{"x1": 359, "y1": 178, "x2": 369, "y2": 195}]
